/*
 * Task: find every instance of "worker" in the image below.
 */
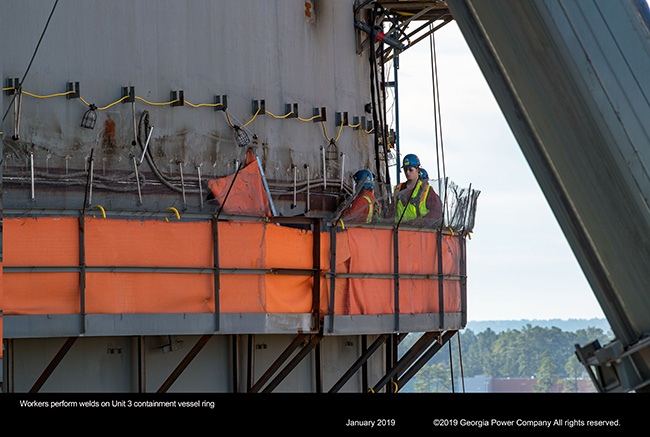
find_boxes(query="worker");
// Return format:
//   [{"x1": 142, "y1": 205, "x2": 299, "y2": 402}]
[
  {"x1": 393, "y1": 154, "x2": 442, "y2": 226},
  {"x1": 342, "y1": 169, "x2": 381, "y2": 223}
]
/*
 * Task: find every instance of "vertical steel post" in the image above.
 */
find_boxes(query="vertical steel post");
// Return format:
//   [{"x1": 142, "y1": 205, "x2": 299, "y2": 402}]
[
  {"x1": 312, "y1": 218, "x2": 322, "y2": 330},
  {"x1": 393, "y1": 227, "x2": 400, "y2": 332},
  {"x1": 437, "y1": 231, "x2": 444, "y2": 330},
  {"x1": 212, "y1": 217, "x2": 220, "y2": 332},
  {"x1": 328, "y1": 223, "x2": 337, "y2": 333},
  {"x1": 78, "y1": 215, "x2": 86, "y2": 334}
]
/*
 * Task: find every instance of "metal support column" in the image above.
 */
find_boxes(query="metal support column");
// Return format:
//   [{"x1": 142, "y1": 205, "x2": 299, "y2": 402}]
[
  {"x1": 138, "y1": 336, "x2": 146, "y2": 393},
  {"x1": 437, "y1": 231, "x2": 444, "y2": 329},
  {"x1": 232, "y1": 334, "x2": 240, "y2": 393},
  {"x1": 212, "y1": 217, "x2": 220, "y2": 332},
  {"x1": 393, "y1": 227, "x2": 400, "y2": 332},
  {"x1": 312, "y1": 218, "x2": 322, "y2": 331},
  {"x1": 328, "y1": 224, "x2": 337, "y2": 333},
  {"x1": 78, "y1": 216, "x2": 86, "y2": 334}
]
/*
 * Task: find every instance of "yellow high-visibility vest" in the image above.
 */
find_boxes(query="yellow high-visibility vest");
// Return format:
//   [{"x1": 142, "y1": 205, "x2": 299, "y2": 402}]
[{"x1": 394, "y1": 180, "x2": 430, "y2": 222}]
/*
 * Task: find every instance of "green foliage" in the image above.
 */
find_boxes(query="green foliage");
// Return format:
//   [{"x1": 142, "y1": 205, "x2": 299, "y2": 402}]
[{"x1": 402, "y1": 324, "x2": 613, "y2": 393}]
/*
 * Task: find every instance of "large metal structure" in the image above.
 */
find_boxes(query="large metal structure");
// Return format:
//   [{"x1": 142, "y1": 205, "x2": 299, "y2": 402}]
[
  {"x1": 13, "y1": 0, "x2": 650, "y2": 396},
  {"x1": 0, "y1": 1, "x2": 475, "y2": 393},
  {"x1": 448, "y1": 0, "x2": 650, "y2": 392}
]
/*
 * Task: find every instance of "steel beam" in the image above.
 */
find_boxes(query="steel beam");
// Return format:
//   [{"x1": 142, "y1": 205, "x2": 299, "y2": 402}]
[
  {"x1": 328, "y1": 334, "x2": 390, "y2": 393},
  {"x1": 395, "y1": 330, "x2": 457, "y2": 390},
  {"x1": 156, "y1": 334, "x2": 212, "y2": 393},
  {"x1": 371, "y1": 331, "x2": 445, "y2": 393},
  {"x1": 248, "y1": 334, "x2": 309, "y2": 393},
  {"x1": 261, "y1": 334, "x2": 323, "y2": 393},
  {"x1": 29, "y1": 337, "x2": 77, "y2": 393}
]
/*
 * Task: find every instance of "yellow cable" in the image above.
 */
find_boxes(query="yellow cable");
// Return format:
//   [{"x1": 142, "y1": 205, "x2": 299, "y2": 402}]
[
  {"x1": 22, "y1": 90, "x2": 76, "y2": 99},
  {"x1": 320, "y1": 120, "x2": 345, "y2": 142},
  {"x1": 242, "y1": 108, "x2": 260, "y2": 127},
  {"x1": 96, "y1": 95, "x2": 130, "y2": 110},
  {"x1": 334, "y1": 121, "x2": 344, "y2": 142},
  {"x1": 92, "y1": 205, "x2": 106, "y2": 218},
  {"x1": 225, "y1": 112, "x2": 236, "y2": 128},
  {"x1": 166, "y1": 207, "x2": 180, "y2": 220},
  {"x1": 186, "y1": 101, "x2": 223, "y2": 108},
  {"x1": 135, "y1": 96, "x2": 179, "y2": 106},
  {"x1": 297, "y1": 114, "x2": 321, "y2": 122},
  {"x1": 320, "y1": 120, "x2": 330, "y2": 140},
  {"x1": 265, "y1": 109, "x2": 293, "y2": 119}
]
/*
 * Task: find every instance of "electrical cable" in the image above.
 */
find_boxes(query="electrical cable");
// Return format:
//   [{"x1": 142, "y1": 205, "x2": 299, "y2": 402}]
[{"x1": 2, "y1": 0, "x2": 59, "y2": 124}]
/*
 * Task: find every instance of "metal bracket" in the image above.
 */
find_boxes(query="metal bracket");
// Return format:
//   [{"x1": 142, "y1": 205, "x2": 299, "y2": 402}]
[
  {"x1": 335, "y1": 111, "x2": 349, "y2": 127},
  {"x1": 66, "y1": 81, "x2": 80, "y2": 99},
  {"x1": 214, "y1": 94, "x2": 228, "y2": 111},
  {"x1": 252, "y1": 99, "x2": 266, "y2": 115},
  {"x1": 285, "y1": 103, "x2": 299, "y2": 118},
  {"x1": 122, "y1": 86, "x2": 135, "y2": 103},
  {"x1": 313, "y1": 107, "x2": 326, "y2": 122},
  {"x1": 5, "y1": 77, "x2": 19, "y2": 95},
  {"x1": 170, "y1": 90, "x2": 184, "y2": 106}
]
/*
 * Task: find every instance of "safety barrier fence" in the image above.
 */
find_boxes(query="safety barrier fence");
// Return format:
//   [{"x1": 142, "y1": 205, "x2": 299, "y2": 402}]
[{"x1": 1, "y1": 212, "x2": 466, "y2": 337}]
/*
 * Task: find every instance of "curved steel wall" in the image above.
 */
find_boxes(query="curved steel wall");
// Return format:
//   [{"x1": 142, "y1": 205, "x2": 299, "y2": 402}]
[{"x1": 2, "y1": 0, "x2": 377, "y2": 213}]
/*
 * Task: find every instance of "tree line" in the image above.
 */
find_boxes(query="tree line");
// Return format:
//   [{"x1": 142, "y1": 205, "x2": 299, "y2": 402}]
[{"x1": 400, "y1": 324, "x2": 613, "y2": 392}]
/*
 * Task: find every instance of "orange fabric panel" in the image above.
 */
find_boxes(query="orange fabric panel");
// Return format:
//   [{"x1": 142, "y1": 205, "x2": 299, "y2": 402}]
[
  {"x1": 3, "y1": 215, "x2": 463, "y2": 318},
  {"x1": 206, "y1": 149, "x2": 272, "y2": 217},
  {"x1": 266, "y1": 275, "x2": 313, "y2": 313},
  {"x1": 219, "y1": 274, "x2": 267, "y2": 313},
  {"x1": 400, "y1": 279, "x2": 439, "y2": 314},
  {"x1": 85, "y1": 219, "x2": 212, "y2": 268},
  {"x1": 4, "y1": 218, "x2": 81, "y2": 315},
  {"x1": 347, "y1": 227, "x2": 393, "y2": 274},
  {"x1": 265, "y1": 224, "x2": 314, "y2": 269},
  {"x1": 85, "y1": 272, "x2": 214, "y2": 314},
  {"x1": 218, "y1": 221, "x2": 266, "y2": 269},
  {"x1": 4, "y1": 217, "x2": 79, "y2": 266},
  {"x1": 350, "y1": 278, "x2": 394, "y2": 314},
  {"x1": 441, "y1": 234, "x2": 461, "y2": 276},
  {"x1": 443, "y1": 281, "x2": 462, "y2": 312},
  {"x1": 317, "y1": 230, "x2": 351, "y2": 315},
  {"x1": 398, "y1": 230, "x2": 438, "y2": 275},
  {"x1": 4, "y1": 273, "x2": 80, "y2": 315}
]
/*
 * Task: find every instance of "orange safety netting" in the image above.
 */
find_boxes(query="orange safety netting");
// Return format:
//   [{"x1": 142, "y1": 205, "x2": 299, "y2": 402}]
[
  {"x1": 1, "y1": 259, "x2": 3, "y2": 358},
  {"x1": 206, "y1": 149, "x2": 273, "y2": 217},
  {"x1": 2, "y1": 216, "x2": 463, "y2": 318}
]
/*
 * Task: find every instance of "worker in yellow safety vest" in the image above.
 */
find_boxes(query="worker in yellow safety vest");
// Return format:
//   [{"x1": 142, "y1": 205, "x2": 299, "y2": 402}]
[{"x1": 393, "y1": 154, "x2": 442, "y2": 226}]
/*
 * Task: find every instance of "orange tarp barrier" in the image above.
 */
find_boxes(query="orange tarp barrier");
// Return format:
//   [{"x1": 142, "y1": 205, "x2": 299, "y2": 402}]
[
  {"x1": 1, "y1": 259, "x2": 3, "y2": 358},
  {"x1": 206, "y1": 149, "x2": 272, "y2": 217},
  {"x1": 3, "y1": 217, "x2": 462, "y2": 318}
]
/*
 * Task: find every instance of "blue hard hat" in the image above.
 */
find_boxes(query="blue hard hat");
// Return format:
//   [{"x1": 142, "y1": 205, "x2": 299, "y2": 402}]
[
  {"x1": 402, "y1": 154, "x2": 420, "y2": 168},
  {"x1": 419, "y1": 168, "x2": 428, "y2": 179},
  {"x1": 353, "y1": 169, "x2": 374, "y2": 188}
]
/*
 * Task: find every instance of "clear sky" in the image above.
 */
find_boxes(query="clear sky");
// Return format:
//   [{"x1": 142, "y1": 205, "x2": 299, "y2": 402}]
[{"x1": 392, "y1": 21, "x2": 606, "y2": 322}]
